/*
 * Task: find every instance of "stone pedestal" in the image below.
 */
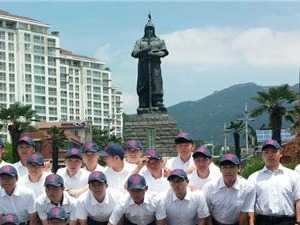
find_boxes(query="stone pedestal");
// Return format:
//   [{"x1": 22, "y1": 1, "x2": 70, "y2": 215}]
[{"x1": 124, "y1": 113, "x2": 178, "y2": 157}]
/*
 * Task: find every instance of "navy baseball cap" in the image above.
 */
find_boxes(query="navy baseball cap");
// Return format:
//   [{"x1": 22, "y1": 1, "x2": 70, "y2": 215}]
[
  {"x1": 18, "y1": 136, "x2": 35, "y2": 147},
  {"x1": 45, "y1": 174, "x2": 64, "y2": 187},
  {"x1": 82, "y1": 142, "x2": 101, "y2": 154},
  {"x1": 145, "y1": 148, "x2": 162, "y2": 160},
  {"x1": 27, "y1": 153, "x2": 44, "y2": 166},
  {"x1": 167, "y1": 169, "x2": 188, "y2": 181},
  {"x1": 174, "y1": 132, "x2": 193, "y2": 144},
  {"x1": 220, "y1": 153, "x2": 240, "y2": 165},
  {"x1": 0, "y1": 138, "x2": 4, "y2": 148},
  {"x1": 126, "y1": 140, "x2": 143, "y2": 151},
  {"x1": 88, "y1": 171, "x2": 107, "y2": 184},
  {"x1": 47, "y1": 207, "x2": 67, "y2": 221},
  {"x1": 65, "y1": 147, "x2": 82, "y2": 159},
  {"x1": 99, "y1": 143, "x2": 124, "y2": 158},
  {"x1": 262, "y1": 139, "x2": 281, "y2": 151},
  {"x1": 193, "y1": 146, "x2": 212, "y2": 158},
  {"x1": 0, "y1": 213, "x2": 19, "y2": 225},
  {"x1": 127, "y1": 174, "x2": 147, "y2": 190},
  {"x1": 0, "y1": 165, "x2": 17, "y2": 177}
]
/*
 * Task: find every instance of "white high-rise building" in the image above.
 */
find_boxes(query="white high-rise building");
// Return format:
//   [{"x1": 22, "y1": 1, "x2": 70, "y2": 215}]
[{"x1": 0, "y1": 9, "x2": 123, "y2": 137}]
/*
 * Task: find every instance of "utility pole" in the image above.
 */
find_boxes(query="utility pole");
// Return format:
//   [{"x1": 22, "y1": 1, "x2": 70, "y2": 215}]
[
  {"x1": 224, "y1": 123, "x2": 228, "y2": 153},
  {"x1": 245, "y1": 103, "x2": 249, "y2": 154}
]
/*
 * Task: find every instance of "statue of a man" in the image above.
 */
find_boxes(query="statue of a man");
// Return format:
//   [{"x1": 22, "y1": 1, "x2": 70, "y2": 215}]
[{"x1": 131, "y1": 15, "x2": 169, "y2": 114}]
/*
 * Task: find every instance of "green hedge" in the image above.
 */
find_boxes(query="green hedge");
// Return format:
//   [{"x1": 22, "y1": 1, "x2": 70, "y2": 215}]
[
  {"x1": 2, "y1": 143, "x2": 13, "y2": 163},
  {"x1": 240, "y1": 155, "x2": 264, "y2": 178}
]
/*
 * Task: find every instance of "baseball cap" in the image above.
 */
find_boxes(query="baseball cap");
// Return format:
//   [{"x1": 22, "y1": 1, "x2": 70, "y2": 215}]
[
  {"x1": 174, "y1": 132, "x2": 193, "y2": 144},
  {"x1": 0, "y1": 165, "x2": 17, "y2": 177},
  {"x1": 88, "y1": 171, "x2": 107, "y2": 184},
  {"x1": 99, "y1": 143, "x2": 124, "y2": 158},
  {"x1": 65, "y1": 147, "x2": 82, "y2": 159},
  {"x1": 125, "y1": 140, "x2": 143, "y2": 151},
  {"x1": 44, "y1": 174, "x2": 64, "y2": 187},
  {"x1": 219, "y1": 153, "x2": 240, "y2": 165},
  {"x1": 193, "y1": 146, "x2": 212, "y2": 158},
  {"x1": 27, "y1": 153, "x2": 44, "y2": 166},
  {"x1": 18, "y1": 136, "x2": 35, "y2": 147},
  {"x1": 47, "y1": 207, "x2": 67, "y2": 221},
  {"x1": 144, "y1": 148, "x2": 162, "y2": 160},
  {"x1": 0, "y1": 213, "x2": 19, "y2": 225},
  {"x1": 82, "y1": 142, "x2": 101, "y2": 154},
  {"x1": 262, "y1": 139, "x2": 281, "y2": 151},
  {"x1": 167, "y1": 169, "x2": 188, "y2": 181},
  {"x1": 127, "y1": 174, "x2": 147, "y2": 190}
]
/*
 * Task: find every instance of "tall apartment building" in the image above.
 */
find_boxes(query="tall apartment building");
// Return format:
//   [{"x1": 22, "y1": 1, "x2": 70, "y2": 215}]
[{"x1": 0, "y1": 9, "x2": 123, "y2": 137}]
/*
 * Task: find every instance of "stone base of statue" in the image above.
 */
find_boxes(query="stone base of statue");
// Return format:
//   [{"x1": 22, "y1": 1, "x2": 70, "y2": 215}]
[{"x1": 123, "y1": 112, "x2": 178, "y2": 157}]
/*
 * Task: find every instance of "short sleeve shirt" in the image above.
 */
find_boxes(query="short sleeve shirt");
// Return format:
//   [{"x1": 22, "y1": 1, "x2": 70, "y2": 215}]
[
  {"x1": 57, "y1": 167, "x2": 89, "y2": 190},
  {"x1": 18, "y1": 172, "x2": 49, "y2": 198},
  {"x1": 13, "y1": 161, "x2": 28, "y2": 177},
  {"x1": 189, "y1": 166, "x2": 221, "y2": 190},
  {"x1": 140, "y1": 169, "x2": 170, "y2": 194},
  {"x1": 166, "y1": 156, "x2": 194, "y2": 172}
]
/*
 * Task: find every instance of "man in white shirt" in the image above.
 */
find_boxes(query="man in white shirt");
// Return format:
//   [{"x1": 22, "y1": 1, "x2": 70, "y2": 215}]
[
  {"x1": 19, "y1": 153, "x2": 49, "y2": 198},
  {"x1": 125, "y1": 140, "x2": 143, "y2": 165},
  {"x1": 0, "y1": 165, "x2": 36, "y2": 225},
  {"x1": 57, "y1": 147, "x2": 89, "y2": 198},
  {"x1": 248, "y1": 139, "x2": 300, "y2": 225},
  {"x1": 203, "y1": 153, "x2": 255, "y2": 225},
  {"x1": 295, "y1": 164, "x2": 300, "y2": 175},
  {"x1": 82, "y1": 142, "x2": 105, "y2": 172},
  {"x1": 108, "y1": 174, "x2": 167, "y2": 225},
  {"x1": 77, "y1": 171, "x2": 120, "y2": 225},
  {"x1": 101, "y1": 143, "x2": 135, "y2": 193},
  {"x1": 0, "y1": 138, "x2": 10, "y2": 168},
  {"x1": 189, "y1": 146, "x2": 221, "y2": 190},
  {"x1": 36, "y1": 174, "x2": 77, "y2": 225},
  {"x1": 13, "y1": 136, "x2": 35, "y2": 177},
  {"x1": 164, "y1": 169, "x2": 209, "y2": 225},
  {"x1": 47, "y1": 206, "x2": 68, "y2": 225},
  {"x1": 166, "y1": 132, "x2": 195, "y2": 173}
]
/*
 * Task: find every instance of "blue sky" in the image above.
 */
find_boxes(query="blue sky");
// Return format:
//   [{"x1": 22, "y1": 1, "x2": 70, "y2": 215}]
[{"x1": 2, "y1": 1, "x2": 300, "y2": 113}]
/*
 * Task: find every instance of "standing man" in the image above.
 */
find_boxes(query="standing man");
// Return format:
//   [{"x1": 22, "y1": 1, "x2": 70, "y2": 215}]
[
  {"x1": 77, "y1": 171, "x2": 121, "y2": 225},
  {"x1": 0, "y1": 138, "x2": 9, "y2": 167},
  {"x1": 0, "y1": 165, "x2": 36, "y2": 225},
  {"x1": 13, "y1": 136, "x2": 35, "y2": 177},
  {"x1": 125, "y1": 140, "x2": 143, "y2": 165},
  {"x1": 189, "y1": 146, "x2": 221, "y2": 190},
  {"x1": 36, "y1": 174, "x2": 77, "y2": 225},
  {"x1": 108, "y1": 174, "x2": 167, "y2": 225},
  {"x1": 82, "y1": 142, "x2": 105, "y2": 172},
  {"x1": 164, "y1": 169, "x2": 209, "y2": 225},
  {"x1": 47, "y1": 207, "x2": 68, "y2": 225},
  {"x1": 248, "y1": 139, "x2": 300, "y2": 225},
  {"x1": 203, "y1": 153, "x2": 255, "y2": 225}
]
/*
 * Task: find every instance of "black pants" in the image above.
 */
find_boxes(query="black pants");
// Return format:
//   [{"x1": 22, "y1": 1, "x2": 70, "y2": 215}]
[
  {"x1": 123, "y1": 216, "x2": 156, "y2": 225},
  {"x1": 256, "y1": 215, "x2": 295, "y2": 225},
  {"x1": 87, "y1": 217, "x2": 108, "y2": 225},
  {"x1": 212, "y1": 218, "x2": 238, "y2": 225}
]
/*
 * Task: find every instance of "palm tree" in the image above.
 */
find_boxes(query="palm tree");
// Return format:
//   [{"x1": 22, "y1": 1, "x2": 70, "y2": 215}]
[
  {"x1": 250, "y1": 84, "x2": 298, "y2": 144},
  {"x1": 0, "y1": 103, "x2": 38, "y2": 162},
  {"x1": 47, "y1": 127, "x2": 66, "y2": 173},
  {"x1": 226, "y1": 120, "x2": 244, "y2": 159}
]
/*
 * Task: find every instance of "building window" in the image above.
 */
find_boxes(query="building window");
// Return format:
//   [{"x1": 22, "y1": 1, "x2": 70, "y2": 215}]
[
  {"x1": 48, "y1": 68, "x2": 56, "y2": 76},
  {"x1": 48, "y1": 78, "x2": 56, "y2": 86},
  {"x1": 9, "y1": 53, "x2": 14, "y2": 62},
  {"x1": 48, "y1": 87, "x2": 56, "y2": 96},
  {"x1": 25, "y1": 84, "x2": 32, "y2": 92},
  {"x1": 0, "y1": 62, "x2": 5, "y2": 71},
  {"x1": 48, "y1": 47, "x2": 56, "y2": 56},
  {"x1": 49, "y1": 107, "x2": 57, "y2": 115},
  {"x1": 25, "y1": 74, "x2": 31, "y2": 82},
  {"x1": 34, "y1": 55, "x2": 45, "y2": 64},
  {"x1": 61, "y1": 91, "x2": 67, "y2": 97},
  {"x1": 24, "y1": 33, "x2": 31, "y2": 42},
  {"x1": 0, "y1": 83, "x2": 6, "y2": 92},
  {"x1": 9, "y1": 84, "x2": 14, "y2": 92},
  {"x1": 25, "y1": 64, "x2": 31, "y2": 72},
  {"x1": 33, "y1": 45, "x2": 44, "y2": 54},
  {"x1": 48, "y1": 57, "x2": 56, "y2": 66},
  {"x1": 0, "y1": 72, "x2": 5, "y2": 81},
  {"x1": 8, "y1": 33, "x2": 14, "y2": 41},
  {"x1": 0, "y1": 52, "x2": 5, "y2": 61},
  {"x1": 25, "y1": 94, "x2": 31, "y2": 102},
  {"x1": 0, "y1": 42, "x2": 5, "y2": 50},
  {"x1": 0, "y1": 31, "x2": 4, "y2": 40},
  {"x1": 34, "y1": 85, "x2": 45, "y2": 94},
  {"x1": 9, "y1": 74, "x2": 14, "y2": 82},
  {"x1": 47, "y1": 38, "x2": 56, "y2": 47},
  {"x1": 34, "y1": 76, "x2": 45, "y2": 84},
  {"x1": 33, "y1": 35, "x2": 44, "y2": 44},
  {"x1": 35, "y1": 96, "x2": 45, "y2": 105},
  {"x1": 34, "y1": 65, "x2": 45, "y2": 74},
  {"x1": 25, "y1": 54, "x2": 31, "y2": 62},
  {"x1": 35, "y1": 106, "x2": 46, "y2": 114},
  {"x1": 61, "y1": 107, "x2": 67, "y2": 113},
  {"x1": 9, "y1": 63, "x2": 14, "y2": 72},
  {"x1": 49, "y1": 97, "x2": 57, "y2": 105},
  {"x1": 8, "y1": 43, "x2": 14, "y2": 51},
  {"x1": 0, "y1": 93, "x2": 6, "y2": 102},
  {"x1": 24, "y1": 43, "x2": 31, "y2": 51}
]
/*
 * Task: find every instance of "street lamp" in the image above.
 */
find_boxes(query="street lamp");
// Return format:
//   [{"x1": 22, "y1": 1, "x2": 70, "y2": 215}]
[{"x1": 238, "y1": 103, "x2": 254, "y2": 154}]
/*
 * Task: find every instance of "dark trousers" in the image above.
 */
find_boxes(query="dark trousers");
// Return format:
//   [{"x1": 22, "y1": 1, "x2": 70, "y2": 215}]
[
  {"x1": 87, "y1": 217, "x2": 108, "y2": 225},
  {"x1": 256, "y1": 215, "x2": 295, "y2": 225},
  {"x1": 123, "y1": 216, "x2": 156, "y2": 225},
  {"x1": 212, "y1": 218, "x2": 238, "y2": 225}
]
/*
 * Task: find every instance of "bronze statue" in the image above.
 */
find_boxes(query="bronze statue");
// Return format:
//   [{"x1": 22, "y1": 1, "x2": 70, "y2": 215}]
[{"x1": 131, "y1": 14, "x2": 169, "y2": 114}]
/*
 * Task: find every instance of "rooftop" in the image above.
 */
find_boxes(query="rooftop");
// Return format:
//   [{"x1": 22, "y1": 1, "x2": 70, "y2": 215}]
[{"x1": 60, "y1": 48, "x2": 104, "y2": 64}]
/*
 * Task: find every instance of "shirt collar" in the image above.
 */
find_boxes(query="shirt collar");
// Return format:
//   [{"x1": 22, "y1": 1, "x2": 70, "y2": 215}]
[
  {"x1": 89, "y1": 190, "x2": 109, "y2": 206},
  {"x1": 1, "y1": 184, "x2": 21, "y2": 197},
  {"x1": 171, "y1": 189, "x2": 191, "y2": 202},
  {"x1": 128, "y1": 191, "x2": 151, "y2": 206},
  {"x1": 217, "y1": 177, "x2": 240, "y2": 190},
  {"x1": 262, "y1": 164, "x2": 284, "y2": 174}
]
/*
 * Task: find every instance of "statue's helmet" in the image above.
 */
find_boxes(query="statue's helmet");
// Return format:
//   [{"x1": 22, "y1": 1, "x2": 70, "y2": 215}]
[{"x1": 144, "y1": 14, "x2": 156, "y2": 36}]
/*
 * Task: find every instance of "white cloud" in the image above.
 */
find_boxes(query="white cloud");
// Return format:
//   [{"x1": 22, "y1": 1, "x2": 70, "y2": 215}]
[
  {"x1": 162, "y1": 27, "x2": 300, "y2": 68},
  {"x1": 122, "y1": 93, "x2": 138, "y2": 114}
]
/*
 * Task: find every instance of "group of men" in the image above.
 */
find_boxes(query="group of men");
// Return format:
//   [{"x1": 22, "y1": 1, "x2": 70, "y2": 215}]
[{"x1": 0, "y1": 132, "x2": 299, "y2": 225}]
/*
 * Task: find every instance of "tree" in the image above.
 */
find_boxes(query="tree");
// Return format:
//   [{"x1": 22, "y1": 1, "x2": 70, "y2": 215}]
[
  {"x1": 226, "y1": 120, "x2": 244, "y2": 159},
  {"x1": 92, "y1": 127, "x2": 122, "y2": 149},
  {"x1": 250, "y1": 84, "x2": 298, "y2": 144},
  {"x1": 0, "y1": 103, "x2": 38, "y2": 162},
  {"x1": 47, "y1": 127, "x2": 66, "y2": 173}
]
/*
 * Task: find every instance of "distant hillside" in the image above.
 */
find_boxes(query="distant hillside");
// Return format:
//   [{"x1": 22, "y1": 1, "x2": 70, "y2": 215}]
[{"x1": 168, "y1": 82, "x2": 297, "y2": 144}]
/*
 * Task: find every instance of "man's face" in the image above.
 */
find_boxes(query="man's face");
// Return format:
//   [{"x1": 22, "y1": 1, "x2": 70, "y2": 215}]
[
  {"x1": 104, "y1": 155, "x2": 119, "y2": 168},
  {"x1": 220, "y1": 163, "x2": 239, "y2": 181},
  {"x1": 193, "y1": 155, "x2": 211, "y2": 171},
  {"x1": 0, "y1": 174, "x2": 17, "y2": 193},
  {"x1": 175, "y1": 143, "x2": 193, "y2": 159},
  {"x1": 89, "y1": 181, "x2": 107, "y2": 199},
  {"x1": 83, "y1": 152, "x2": 99, "y2": 165},
  {"x1": 48, "y1": 219, "x2": 67, "y2": 225},
  {"x1": 65, "y1": 158, "x2": 82, "y2": 174},
  {"x1": 262, "y1": 147, "x2": 282, "y2": 167},
  {"x1": 27, "y1": 163, "x2": 44, "y2": 178},
  {"x1": 126, "y1": 148, "x2": 142, "y2": 164},
  {"x1": 17, "y1": 143, "x2": 34, "y2": 163},
  {"x1": 46, "y1": 186, "x2": 64, "y2": 203},
  {"x1": 146, "y1": 158, "x2": 163, "y2": 171},
  {"x1": 169, "y1": 177, "x2": 188, "y2": 196},
  {"x1": 128, "y1": 188, "x2": 147, "y2": 205},
  {"x1": 145, "y1": 27, "x2": 154, "y2": 38}
]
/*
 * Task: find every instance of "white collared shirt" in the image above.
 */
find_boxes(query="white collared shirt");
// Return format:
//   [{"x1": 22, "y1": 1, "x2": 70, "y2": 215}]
[
  {"x1": 104, "y1": 162, "x2": 135, "y2": 193},
  {"x1": 13, "y1": 161, "x2": 28, "y2": 177},
  {"x1": 36, "y1": 191, "x2": 77, "y2": 221},
  {"x1": 295, "y1": 164, "x2": 300, "y2": 175},
  {"x1": 0, "y1": 184, "x2": 35, "y2": 223},
  {"x1": 140, "y1": 169, "x2": 170, "y2": 194},
  {"x1": 18, "y1": 172, "x2": 49, "y2": 198},
  {"x1": 57, "y1": 167, "x2": 89, "y2": 190},
  {"x1": 83, "y1": 164, "x2": 105, "y2": 173},
  {"x1": 189, "y1": 166, "x2": 221, "y2": 190},
  {"x1": 77, "y1": 188, "x2": 120, "y2": 222},
  {"x1": 203, "y1": 176, "x2": 255, "y2": 224},
  {"x1": 248, "y1": 164, "x2": 300, "y2": 216},
  {"x1": 166, "y1": 156, "x2": 194, "y2": 172},
  {"x1": 163, "y1": 189, "x2": 209, "y2": 225},
  {"x1": 109, "y1": 191, "x2": 166, "y2": 225}
]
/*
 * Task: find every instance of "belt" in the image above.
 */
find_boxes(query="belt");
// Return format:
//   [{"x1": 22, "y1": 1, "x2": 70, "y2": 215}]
[
  {"x1": 212, "y1": 217, "x2": 238, "y2": 225},
  {"x1": 87, "y1": 217, "x2": 108, "y2": 225},
  {"x1": 256, "y1": 215, "x2": 295, "y2": 224},
  {"x1": 123, "y1": 216, "x2": 156, "y2": 225}
]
